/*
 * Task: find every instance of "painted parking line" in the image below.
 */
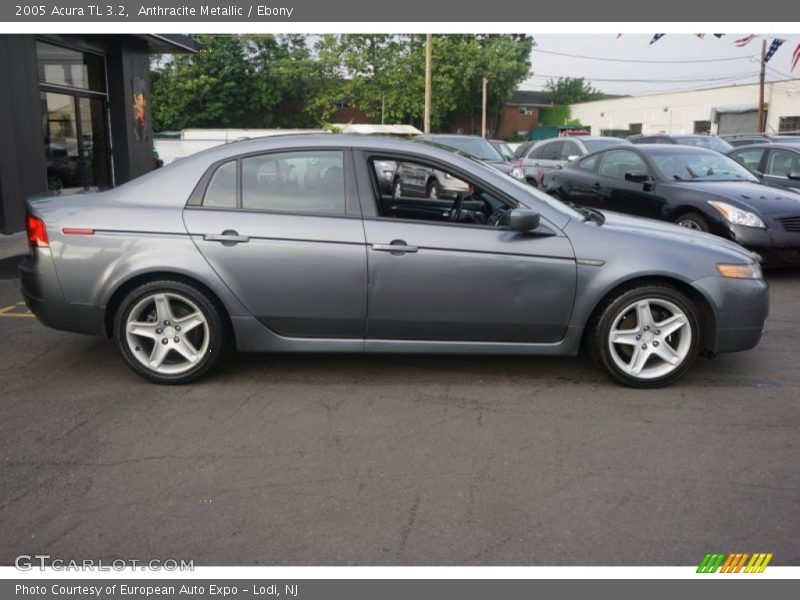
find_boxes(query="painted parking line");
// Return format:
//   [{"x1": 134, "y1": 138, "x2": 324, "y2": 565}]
[{"x1": 0, "y1": 304, "x2": 34, "y2": 318}]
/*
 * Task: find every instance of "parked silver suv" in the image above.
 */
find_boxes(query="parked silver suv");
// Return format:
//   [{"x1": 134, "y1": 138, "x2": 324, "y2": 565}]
[{"x1": 392, "y1": 160, "x2": 469, "y2": 199}]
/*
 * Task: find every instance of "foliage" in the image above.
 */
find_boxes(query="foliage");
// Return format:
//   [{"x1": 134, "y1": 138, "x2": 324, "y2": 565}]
[
  {"x1": 150, "y1": 34, "x2": 534, "y2": 132},
  {"x1": 543, "y1": 77, "x2": 604, "y2": 105},
  {"x1": 538, "y1": 105, "x2": 573, "y2": 127}
]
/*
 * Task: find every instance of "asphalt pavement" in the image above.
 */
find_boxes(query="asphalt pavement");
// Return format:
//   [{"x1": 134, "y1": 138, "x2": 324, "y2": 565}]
[{"x1": 0, "y1": 253, "x2": 798, "y2": 566}]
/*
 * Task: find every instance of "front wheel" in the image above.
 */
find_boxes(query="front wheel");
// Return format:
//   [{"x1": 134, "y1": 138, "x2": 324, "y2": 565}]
[
  {"x1": 675, "y1": 212, "x2": 709, "y2": 232},
  {"x1": 588, "y1": 285, "x2": 702, "y2": 388},
  {"x1": 113, "y1": 280, "x2": 228, "y2": 384},
  {"x1": 427, "y1": 180, "x2": 440, "y2": 199}
]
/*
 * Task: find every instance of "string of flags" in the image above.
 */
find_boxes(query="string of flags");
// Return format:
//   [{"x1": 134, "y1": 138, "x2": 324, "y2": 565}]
[{"x1": 619, "y1": 33, "x2": 800, "y2": 71}]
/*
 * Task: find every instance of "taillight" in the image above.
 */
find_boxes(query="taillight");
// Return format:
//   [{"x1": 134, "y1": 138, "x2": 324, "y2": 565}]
[{"x1": 26, "y1": 213, "x2": 49, "y2": 248}]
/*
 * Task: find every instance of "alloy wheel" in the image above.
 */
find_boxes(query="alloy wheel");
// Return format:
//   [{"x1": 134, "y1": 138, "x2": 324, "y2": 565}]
[
  {"x1": 607, "y1": 298, "x2": 692, "y2": 380},
  {"x1": 125, "y1": 292, "x2": 210, "y2": 375}
]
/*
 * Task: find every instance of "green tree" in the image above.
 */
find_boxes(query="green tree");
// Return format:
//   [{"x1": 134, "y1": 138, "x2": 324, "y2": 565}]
[{"x1": 543, "y1": 77, "x2": 604, "y2": 105}]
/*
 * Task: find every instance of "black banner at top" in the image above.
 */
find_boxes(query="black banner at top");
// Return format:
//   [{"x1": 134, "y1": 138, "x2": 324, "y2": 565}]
[{"x1": 0, "y1": 0, "x2": 793, "y2": 22}]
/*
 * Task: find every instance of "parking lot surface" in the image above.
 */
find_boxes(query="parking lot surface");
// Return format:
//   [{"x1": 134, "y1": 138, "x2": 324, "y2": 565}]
[{"x1": 0, "y1": 253, "x2": 798, "y2": 566}]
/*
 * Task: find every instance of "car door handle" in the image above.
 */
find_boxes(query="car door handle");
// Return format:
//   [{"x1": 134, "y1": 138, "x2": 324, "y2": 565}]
[
  {"x1": 592, "y1": 182, "x2": 602, "y2": 190},
  {"x1": 372, "y1": 241, "x2": 418, "y2": 253},
  {"x1": 203, "y1": 231, "x2": 250, "y2": 244}
]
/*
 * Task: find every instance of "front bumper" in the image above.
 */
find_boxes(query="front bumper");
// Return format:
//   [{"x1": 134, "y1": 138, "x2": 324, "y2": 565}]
[
  {"x1": 20, "y1": 251, "x2": 105, "y2": 335},
  {"x1": 727, "y1": 225, "x2": 800, "y2": 266},
  {"x1": 693, "y1": 275, "x2": 769, "y2": 355}
]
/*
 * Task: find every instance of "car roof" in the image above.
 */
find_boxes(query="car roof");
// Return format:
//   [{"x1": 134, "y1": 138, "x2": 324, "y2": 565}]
[
  {"x1": 623, "y1": 143, "x2": 718, "y2": 155},
  {"x1": 417, "y1": 134, "x2": 485, "y2": 140}
]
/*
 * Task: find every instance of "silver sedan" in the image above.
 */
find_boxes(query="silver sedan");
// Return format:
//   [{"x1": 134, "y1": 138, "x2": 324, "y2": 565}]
[{"x1": 21, "y1": 135, "x2": 768, "y2": 387}]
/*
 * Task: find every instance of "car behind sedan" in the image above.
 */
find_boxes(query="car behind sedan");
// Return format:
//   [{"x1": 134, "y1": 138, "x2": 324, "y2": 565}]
[
  {"x1": 543, "y1": 144, "x2": 800, "y2": 266},
  {"x1": 22, "y1": 135, "x2": 767, "y2": 388},
  {"x1": 728, "y1": 143, "x2": 800, "y2": 192}
]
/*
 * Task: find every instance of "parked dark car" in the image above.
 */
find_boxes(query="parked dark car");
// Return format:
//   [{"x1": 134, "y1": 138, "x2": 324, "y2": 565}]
[
  {"x1": 721, "y1": 133, "x2": 800, "y2": 147},
  {"x1": 415, "y1": 134, "x2": 526, "y2": 181},
  {"x1": 21, "y1": 135, "x2": 767, "y2": 388},
  {"x1": 516, "y1": 136, "x2": 630, "y2": 187},
  {"x1": 728, "y1": 143, "x2": 800, "y2": 191},
  {"x1": 627, "y1": 134, "x2": 732, "y2": 153},
  {"x1": 542, "y1": 144, "x2": 800, "y2": 266}
]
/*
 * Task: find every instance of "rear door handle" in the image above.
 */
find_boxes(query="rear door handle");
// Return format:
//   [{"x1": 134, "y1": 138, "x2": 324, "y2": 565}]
[
  {"x1": 592, "y1": 182, "x2": 602, "y2": 190},
  {"x1": 372, "y1": 241, "x2": 418, "y2": 254},
  {"x1": 203, "y1": 230, "x2": 250, "y2": 244}
]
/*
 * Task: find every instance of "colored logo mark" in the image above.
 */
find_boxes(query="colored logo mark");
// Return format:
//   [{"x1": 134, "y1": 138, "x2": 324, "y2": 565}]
[{"x1": 697, "y1": 552, "x2": 773, "y2": 573}]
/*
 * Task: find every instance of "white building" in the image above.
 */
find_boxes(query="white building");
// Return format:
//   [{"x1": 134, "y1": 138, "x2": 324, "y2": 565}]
[{"x1": 570, "y1": 79, "x2": 800, "y2": 137}]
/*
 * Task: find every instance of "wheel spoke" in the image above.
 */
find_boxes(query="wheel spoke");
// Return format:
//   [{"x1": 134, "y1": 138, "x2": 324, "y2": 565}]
[
  {"x1": 635, "y1": 301, "x2": 654, "y2": 329},
  {"x1": 149, "y1": 341, "x2": 171, "y2": 368},
  {"x1": 175, "y1": 311, "x2": 205, "y2": 333},
  {"x1": 128, "y1": 321, "x2": 159, "y2": 340},
  {"x1": 656, "y1": 314, "x2": 687, "y2": 337},
  {"x1": 153, "y1": 293, "x2": 174, "y2": 323},
  {"x1": 653, "y1": 342, "x2": 681, "y2": 365},
  {"x1": 611, "y1": 329, "x2": 639, "y2": 346},
  {"x1": 628, "y1": 345, "x2": 651, "y2": 375},
  {"x1": 173, "y1": 338, "x2": 200, "y2": 363}
]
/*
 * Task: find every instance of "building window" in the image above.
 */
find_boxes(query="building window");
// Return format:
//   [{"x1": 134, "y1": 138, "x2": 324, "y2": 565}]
[
  {"x1": 36, "y1": 41, "x2": 106, "y2": 92},
  {"x1": 694, "y1": 120, "x2": 712, "y2": 134},
  {"x1": 629, "y1": 123, "x2": 642, "y2": 135},
  {"x1": 600, "y1": 129, "x2": 630, "y2": 138},
  {"x1": 779, "y1": 116, "x2": 800, "y2": 134},
  {"x1": 518, "y1": 106, "x2": 534, "y2": 116}
]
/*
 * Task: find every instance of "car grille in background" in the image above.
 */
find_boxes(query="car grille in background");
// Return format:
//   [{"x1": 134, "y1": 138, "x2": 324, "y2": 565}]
[{"x1": 778, "y1": 216, "x2": 800, "y2": 232}]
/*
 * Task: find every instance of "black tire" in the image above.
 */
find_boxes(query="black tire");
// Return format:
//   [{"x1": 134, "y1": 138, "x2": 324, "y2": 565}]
[
  {"x1": 587, "y1": 284, "x2": 702, "y2": 388},
  {"x1": 426, "y1": 180, "x2": 441, "y2": 199},
  {"x1": 674, "y1": 211, "x2": 709, "y2": 232},
  {"x1": 113, "y1": 279, "x2": 229, "y2": 384}
]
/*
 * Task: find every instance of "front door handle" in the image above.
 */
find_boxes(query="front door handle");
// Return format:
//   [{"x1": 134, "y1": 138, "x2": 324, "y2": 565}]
[
  {"x1": 203, "y1": 230, "x2": 250, "y2": 244},
  {"x1": 372, "y1": 240, "x2": 418, "y2": 254}
]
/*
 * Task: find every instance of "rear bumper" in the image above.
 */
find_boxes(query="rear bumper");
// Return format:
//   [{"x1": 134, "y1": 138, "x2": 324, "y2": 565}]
[
  {"x1": 693, "y1": 275, "x2": 769, "y2": 354},
  {"x1": 19, "y1": 251, "x2": 104, "y2": 335}
]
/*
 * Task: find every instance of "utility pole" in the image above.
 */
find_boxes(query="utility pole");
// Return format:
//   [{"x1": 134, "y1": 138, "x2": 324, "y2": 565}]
[
  {"x1": 424, "y1": 34, "x2": 432, "y2": 134},
  {"x1": 381, "y1": 93, "x2": 385, "y2": 125},
  {"x1": 758, "y1": 38, "x2": 767, "y2": 133},
  {"x1": 481, "y1": 77, "x2": 488, "y2": 138}
]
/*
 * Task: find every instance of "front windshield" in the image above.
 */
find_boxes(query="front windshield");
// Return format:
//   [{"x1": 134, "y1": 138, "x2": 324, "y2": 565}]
[
  {"x1": 673, "y1": 136, "x2": 732, "y2": 152},
  {"x1": 432, "y1": 137, "x2": 505, "y2": 162},
  {"x1": 650, "y1": 150, "x2": 759, "y2": 182}
]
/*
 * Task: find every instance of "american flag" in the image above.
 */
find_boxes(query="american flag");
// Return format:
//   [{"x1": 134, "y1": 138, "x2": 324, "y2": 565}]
[
  {"x1": 650, "y1": 34, "x2": 665, "y2": 45},
  {"x1": 713, "y1": 34, "x2": 725, "y2": 38},
  {"x1": 792, "y1": 43, "x2": 800, "y2": 71},
  {"x1": 765, "y1": 39, "x2": 785, "y2": 63},
  {"x1": 734, "y1": 34, "x2": 756, "y2": 47}
]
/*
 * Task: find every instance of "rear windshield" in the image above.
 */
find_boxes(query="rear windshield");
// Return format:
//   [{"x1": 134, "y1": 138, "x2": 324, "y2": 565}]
[
  {"x1": 582, "y1": 138, "x2": 628, "y2": 152},
  {"x1": 428, "y1": 137, "x2": 505, "y2": 161}
]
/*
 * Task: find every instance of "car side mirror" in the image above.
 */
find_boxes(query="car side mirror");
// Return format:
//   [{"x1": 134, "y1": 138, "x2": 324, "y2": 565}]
[
  {"x1": 566, "y1": 155, "x2": 579, "y2": 161},
  {"x1": 509, "y1": 208, "x2": 540, "y2": 232},
  {"x1": 788, "y1": 171, "x2": 800, "y2": 180},
  {"x1": 625, "y1": 171, "x2": 650, "y2": 183}
]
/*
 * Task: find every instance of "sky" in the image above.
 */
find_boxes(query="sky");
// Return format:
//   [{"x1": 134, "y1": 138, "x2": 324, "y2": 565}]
[{"x1": 521, "y1": 34, "x2": 800, "y2": 96}]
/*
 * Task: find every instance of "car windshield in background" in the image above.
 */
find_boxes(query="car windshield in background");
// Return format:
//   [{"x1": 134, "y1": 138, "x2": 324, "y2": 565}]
[
  {"x1": 433, "y1": 137, "x2": 505, "y2": 161},
  {"x1": 582, "y1": 139, "x2": 628, "y2": 152},
  {"x1": 493, "y1": 142, "x2": 516, "y2": 161},
  {"x1": 673, "y1": 136, "x2": 732, "y2": 152},
  {"x1": 651, "y1": 151, "x2": 759, "y2": 182}
]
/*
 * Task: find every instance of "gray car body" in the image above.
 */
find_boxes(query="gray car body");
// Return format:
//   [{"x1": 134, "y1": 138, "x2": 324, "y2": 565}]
[
  {"x1": 21, "y1": 134, "x2": 768, "y2": 360},
  {"x1": 519, "y1": 136, "x2": 630, "y2": 186}
]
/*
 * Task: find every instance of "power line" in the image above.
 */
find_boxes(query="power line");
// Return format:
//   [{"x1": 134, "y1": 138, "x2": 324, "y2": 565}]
[
  {"x1": 527, "y1": 72, "x2": 759, "y2": 84},
  {"x1": 531, "y1": 48, "x2": 756, "y2": 64}
]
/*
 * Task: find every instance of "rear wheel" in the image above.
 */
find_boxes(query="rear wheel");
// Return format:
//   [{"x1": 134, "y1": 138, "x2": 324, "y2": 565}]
[
  {"x1": 113, "y1": 280, "x2": 228, "y2": 384},
  {"x1": 675, "y1": 211, "x2": 709, "y2": 232},
  {"x1": 393, "y1": 178, "x2": 402, "y2": 199},
  {"x1": 588, "y1": 284, "x2": 702, "y2": 388}
]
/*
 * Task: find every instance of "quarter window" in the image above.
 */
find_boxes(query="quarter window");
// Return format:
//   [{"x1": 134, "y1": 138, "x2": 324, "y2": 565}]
[
  {"x1": 578, "y1": 154, "x2": 600, "y2": 171},
  {"x1": 241, "y1": 150, "x2": 345, "y2": 214},
  {"x1": 598, "y1": 150, "x2": 648, "y2": 179},
  {"x1": 202, "y1": 160, "x2": 237, "y2": 208}
]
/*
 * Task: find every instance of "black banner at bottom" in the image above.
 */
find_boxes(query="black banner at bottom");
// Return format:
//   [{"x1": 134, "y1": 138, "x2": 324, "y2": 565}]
[{"x1": 3, "y1": 579, "x2": 797, "y2": 600}]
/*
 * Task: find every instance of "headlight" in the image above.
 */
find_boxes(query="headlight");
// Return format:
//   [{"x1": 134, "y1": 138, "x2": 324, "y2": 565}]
[
  {"x1": 443, "y1": 172, "x2": 453, "y2": 179},
  {"x1": 510, "y1": 167, "x2": 525, "y2": 180},
  {"x1": 717, "y1": 262, "x2": 762, "y2": 279},
  {"x1": 708, "y1": 201, "x2": 766, "y2": 228}
]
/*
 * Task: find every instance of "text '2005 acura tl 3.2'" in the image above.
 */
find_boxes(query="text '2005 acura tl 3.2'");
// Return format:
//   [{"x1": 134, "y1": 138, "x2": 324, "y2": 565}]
[{"x1": 21, "y1": 135, "x2": 768, "y2": 387}]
